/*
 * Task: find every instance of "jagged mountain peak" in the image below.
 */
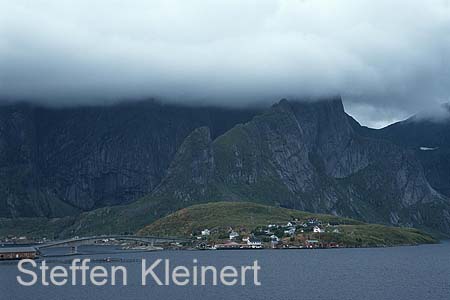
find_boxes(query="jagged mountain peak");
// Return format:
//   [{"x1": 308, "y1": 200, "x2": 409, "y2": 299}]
[
  {"x1": 272, "y1": 97, "x2": 354, "y2": 138},
  {"x1": 2, "y1": 98, "x2": 450, "y2": 236},
  {"x1": 145, "y1": 97, "x2": 450, "y2": 234}
]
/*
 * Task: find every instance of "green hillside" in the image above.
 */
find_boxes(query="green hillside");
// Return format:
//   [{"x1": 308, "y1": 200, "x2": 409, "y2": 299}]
[
  {"x1": 138, "y1": 202, "x2": 436, "y2": 247},
  {"x1": 138, "y1": 201, "x2": 362, "y2": 236},
  {"x1": 0, "y1": 217, "x2": 75, "y2": 239}
]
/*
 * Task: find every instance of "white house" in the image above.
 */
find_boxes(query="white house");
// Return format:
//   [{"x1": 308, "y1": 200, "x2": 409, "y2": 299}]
[
  {"x1": 313, "y1": 226, "x2": 324, "y2": 233},
  {"x1": 270, "y1": 235, "x2": 279, "y2": 242},
  {"x1": 229, "y1": 231, "x2": 239, "y2": 240},
  {"x1": 201, "y1": 229, "x2": 211, "y2": 236},
  {"x1": 284, "y1": 227, "x2": 296, "y2": 236}
]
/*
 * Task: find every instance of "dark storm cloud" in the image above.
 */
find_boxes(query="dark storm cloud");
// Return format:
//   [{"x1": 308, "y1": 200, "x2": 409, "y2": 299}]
[{"x1": 1, "y1": 0, "x2": 450, "y2": 127}]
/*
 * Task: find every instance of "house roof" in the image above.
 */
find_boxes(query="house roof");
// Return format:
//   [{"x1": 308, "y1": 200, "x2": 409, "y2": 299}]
[
  {"x1": 306, "y1": 240, "x2": 319, "y2": 243},
  {"x1": 223, "y1": 242, "x2": 240, "y2": 246},
  {"x1": 248, "y1": 237, "x2": 261, "y2": 243},
  {"x1": 0, "y1": 247, "x2": 36, "y2": 253}
]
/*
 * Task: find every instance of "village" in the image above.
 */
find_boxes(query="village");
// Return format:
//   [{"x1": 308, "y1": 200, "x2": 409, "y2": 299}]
[
  {"x1": 0, "y1": 218, "x2": 349, "y2": 260},
  {"x1": 194, "y1": 218, "x2": 344, "y2": 250}
]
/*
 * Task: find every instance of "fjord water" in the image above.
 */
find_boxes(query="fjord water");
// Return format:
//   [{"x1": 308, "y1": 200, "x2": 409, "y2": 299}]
[{"x1": 1, "y1": 243, "x2": 449, "y2": 300}]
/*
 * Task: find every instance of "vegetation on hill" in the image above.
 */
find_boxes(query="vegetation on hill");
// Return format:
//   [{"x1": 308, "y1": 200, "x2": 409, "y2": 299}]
[
  {"x1": 332, "y1": 224, "x2": 436, "y2": 247},
  {"x1": 0, "y1": 202, "x2": 437, "y2": 248},
  {"x1": 138, "y1": 201, "x2": 361, "y2": 236},
  {"x1": 0, "y1": 217, "x2": 75, "y2": 239},
  {"x1": 138, "y1": 202, "x2": 436, "y2": 247}
]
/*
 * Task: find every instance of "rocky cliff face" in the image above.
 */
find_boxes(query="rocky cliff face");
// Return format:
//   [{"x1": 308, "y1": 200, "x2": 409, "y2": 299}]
[
  {"x1": 149, "y1": 98, "x2": 450, "y2": 234},
  {"x1": 2, "y1": 97, "x2": 450, "y2": 236},
  {"x1": 0, "y1": 101, "x2": 258, "y2": 217},
  {"x1": 355, "y1": 112, "x2": 450, "y2": 199}
]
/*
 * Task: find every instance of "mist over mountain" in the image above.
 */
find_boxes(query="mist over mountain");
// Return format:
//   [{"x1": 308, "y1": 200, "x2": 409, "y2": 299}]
[
  {"x1": 1, "y1": 1, "x2": 450, "y2": 238},
  {"x1": 1, "y1": 0, "x2": 450, "y2": 127}
]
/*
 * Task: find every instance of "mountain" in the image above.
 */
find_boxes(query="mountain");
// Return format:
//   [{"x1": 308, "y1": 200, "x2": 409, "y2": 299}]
[
  {"x1": 354, "y1": 110, "x2": 450, "y2": 199},
  {"x1": 0, "y1": 101, "x2": 259, "y2": 217},
  {"x1": 146, "y1": 98, "x2": 450, "y2": 234},
  {"x1": 59, "y1": 97, "x2": 450, "y2": 237}
]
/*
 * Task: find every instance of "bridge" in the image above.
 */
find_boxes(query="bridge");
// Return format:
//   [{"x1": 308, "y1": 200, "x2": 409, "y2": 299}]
[{"x1": 35, "y1": 235, "x2": 191, "y2": 254}]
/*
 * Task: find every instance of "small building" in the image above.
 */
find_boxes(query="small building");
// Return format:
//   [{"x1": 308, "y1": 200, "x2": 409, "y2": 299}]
[
  {"x1": 197, "y1": 242, "x2": 208, "y2": 250},
  {"x1": 270, "y1": 235, "x2": 280, "y2": 249},
  {"x1": 247, "y1": 237, "x2": 263, "y2": 249},
  {"x1": 214, "y1": 242, "x2": 241, "y2": 250},
  {"x1": 229, "y1": 231, "x2": 240, "y2": 240},
  {"x1": 201, "y1": 229, "x2": 211, "y2": 236},
  {"x1": 269, "y1": 235, "x2": 279, "y2": 242},
  {"x1": 328, "y1": 242, "x2": 340, "y2": 248},
  {"x1": 286, "y1": 221, "x2": 297, "y2": 227},
  {"x1": 263, "y1": 229, "x2": 272, "y2": 235},
  {"x1": 313, "y1": 226, "x2": 324, "y2": 233},
  {"x1": 305, "y1": 240, "x2": 320, "y2": 249},
  {"x1": 307, "y1": 218, "x2": 320, "y2": 226},
  {"x1": 0, "y1": 247, "x2": 37, "y2": 260},
  {"x1": 284, "y1": 227, "x2": 296, "y2": 236}
]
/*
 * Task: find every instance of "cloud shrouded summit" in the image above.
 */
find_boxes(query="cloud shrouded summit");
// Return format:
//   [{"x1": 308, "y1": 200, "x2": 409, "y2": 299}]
[{"x1": 1, "y1": 0, "x2": 450, "y2": 127}]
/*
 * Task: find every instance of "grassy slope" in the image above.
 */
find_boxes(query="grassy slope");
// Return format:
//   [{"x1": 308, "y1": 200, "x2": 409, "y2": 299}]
[
  {"x1": 0, "y1": 202, "x2": 437, "y2": 246},
  {"x1": 138, "y1": 202, "x2": 436, "y2": 246},
  {"x1": 0, "y1": 217, "x2": 76, "y2": 239},
  {"x1": 138, "y1": 201, "x2": 362, "y2": 237},
  {"x1": 334, "y1": 224, "x2": 436, "y2": 246}
]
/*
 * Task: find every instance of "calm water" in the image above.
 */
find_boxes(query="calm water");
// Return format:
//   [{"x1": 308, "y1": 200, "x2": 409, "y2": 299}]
[{"x1": 1, "y1": 242, "x2": 450, "y2": 300}]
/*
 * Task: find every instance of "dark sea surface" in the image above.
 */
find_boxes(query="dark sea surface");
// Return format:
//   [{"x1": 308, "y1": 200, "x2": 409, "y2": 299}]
[{"x1": 1, "y1": 242, "x2": 449, "y2": 300}]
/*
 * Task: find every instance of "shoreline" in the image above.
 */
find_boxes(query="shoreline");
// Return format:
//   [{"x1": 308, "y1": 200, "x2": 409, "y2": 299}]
[{"x1": 0, "y1": 242, "x2": 445, "y2": 265}]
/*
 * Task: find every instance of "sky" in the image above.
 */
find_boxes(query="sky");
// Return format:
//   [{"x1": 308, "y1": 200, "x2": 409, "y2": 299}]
[{"x1": 1, "y1": 0, "x2": 450, "y2": 128}]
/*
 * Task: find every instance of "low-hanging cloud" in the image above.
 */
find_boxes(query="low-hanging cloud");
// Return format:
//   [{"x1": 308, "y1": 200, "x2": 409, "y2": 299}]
[{"x1": 1, "y1": 0, "x2": 450, "y2": 127}]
